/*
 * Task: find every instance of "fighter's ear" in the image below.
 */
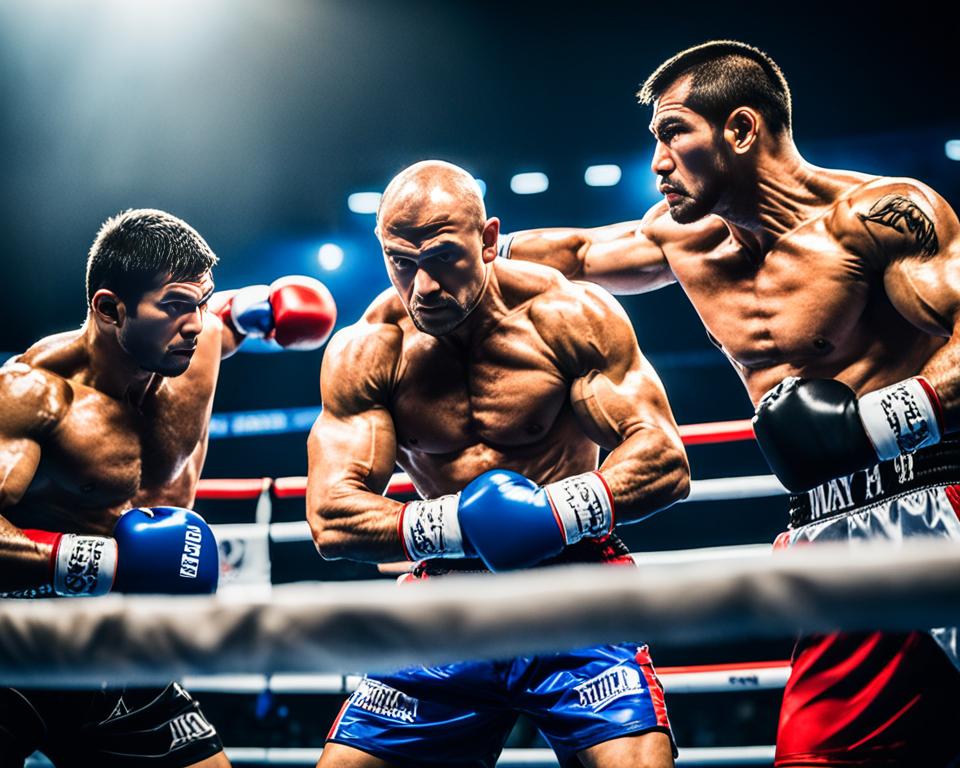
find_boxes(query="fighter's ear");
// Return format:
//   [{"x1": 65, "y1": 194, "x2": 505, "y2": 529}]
[
  {"x1": 91, "y1": 289, "x2": 126, "y2": 327},
  {"x1": 723, "y1": 107, "x2": 761, "y2": 155},
  {"x1": 481, "y1": 217, "x2": 500, "y2": 264}
]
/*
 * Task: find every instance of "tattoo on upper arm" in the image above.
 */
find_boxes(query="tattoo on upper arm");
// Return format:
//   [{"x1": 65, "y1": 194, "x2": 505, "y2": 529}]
[{"x1": 857, "y1": 194, "x2": 939, "y2": 257}]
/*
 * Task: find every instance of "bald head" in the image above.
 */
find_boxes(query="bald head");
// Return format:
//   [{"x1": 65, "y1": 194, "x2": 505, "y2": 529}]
[
  {"x1": 378, "y1": 160, "x2": 486, "y2": 236},
  {"x1": 376, "y1": 160, "x2": 499, "y2": 337}
]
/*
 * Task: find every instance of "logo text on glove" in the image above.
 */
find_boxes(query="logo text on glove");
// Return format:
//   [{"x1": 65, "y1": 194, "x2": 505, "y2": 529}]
[{"x1": 179, "y1": 525, "x2": 204, "y2": 579}]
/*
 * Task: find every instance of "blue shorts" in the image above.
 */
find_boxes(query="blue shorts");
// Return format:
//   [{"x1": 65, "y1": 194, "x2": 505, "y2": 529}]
[{"x1": 327, "y1": 643, "x2": 675, "y2": 768}]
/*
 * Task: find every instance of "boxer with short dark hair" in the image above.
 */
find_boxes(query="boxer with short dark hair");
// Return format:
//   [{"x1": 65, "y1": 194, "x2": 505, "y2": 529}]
[
  {"x1": 0, "y1": 208, "x2": 337, "y2": 766},
  {"x1": 307, "y1": 161, "x2": 689, "y2": 768},
  {"x1": 503, "y1": 38, "x2": 960, "y2": 768}
]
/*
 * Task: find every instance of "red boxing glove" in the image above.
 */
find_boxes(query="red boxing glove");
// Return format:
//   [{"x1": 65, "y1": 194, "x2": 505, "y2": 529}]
[
  {"x1": 219, "y1": 276, "x2": 337, "y2": 350},
  {"x1": 268, "y1": 276, "x2": 337, "y2": 350}
]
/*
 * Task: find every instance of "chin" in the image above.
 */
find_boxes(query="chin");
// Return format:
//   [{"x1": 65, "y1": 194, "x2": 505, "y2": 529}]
[
  {"x1": 410, "y1": 312, "x2": 466, "y2": 337},
  {"x1": 668, "y1": 197, "x2": 711, "y2": 224},
  {"x1": 147, "y1": 356, "x2": 193, "y2": 378}
]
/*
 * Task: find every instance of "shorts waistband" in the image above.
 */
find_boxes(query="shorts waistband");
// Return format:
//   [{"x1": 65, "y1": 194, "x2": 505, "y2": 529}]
[{"x1": 788, "y1": 438, "x2": 960, "y2": 528}]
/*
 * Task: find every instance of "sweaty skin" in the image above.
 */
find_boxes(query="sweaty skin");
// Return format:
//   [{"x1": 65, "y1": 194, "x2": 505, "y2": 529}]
[
  {"x1": 307, "y1": 259, "x2": 689, "y2": 563},
  {"x1": 308, "y1": 160, "x2": 685, "y2": 768},
  {"x1": 0, "y1": 274, "x2": 243, "y2": 594},
  {"x1": 507, "y1": 79, "x2": 960, "y2": 423}
]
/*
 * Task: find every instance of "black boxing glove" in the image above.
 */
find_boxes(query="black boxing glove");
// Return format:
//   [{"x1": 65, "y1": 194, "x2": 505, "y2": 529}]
[{"x1": 752, "y1": 376, "x2": 942, "y2": 493}]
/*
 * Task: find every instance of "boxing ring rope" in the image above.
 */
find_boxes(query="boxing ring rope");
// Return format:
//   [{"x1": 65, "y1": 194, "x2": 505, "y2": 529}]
[
  {"x1": 180, "y1": 659, "x2": 791, "y2": 695},
  {"x1": 3, "y1": 539, "x2": 959, "y2": 685},
  {"x1": 8, "y1": 540, "x2": 960, "y2": 764}
]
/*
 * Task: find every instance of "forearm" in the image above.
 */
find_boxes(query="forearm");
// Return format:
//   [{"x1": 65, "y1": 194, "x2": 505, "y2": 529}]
[
  {"x1": 919, "y1": 331, "x2": 960, "y2": 433},
  {"x1": 599, "y1": 427, "x2": 690, "y2": 524},
  {"x1": 505, "y1": 230, "x2": 589, "y2": 278},
  {"x1": 308, "y1": 485, "x2": 406, "y2": 563},
  {"x1": 0, "y1": 518, "x2": 54, "y2": 593}
]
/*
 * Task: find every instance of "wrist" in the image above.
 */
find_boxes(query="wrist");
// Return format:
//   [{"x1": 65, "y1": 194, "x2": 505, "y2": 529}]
[
  {"x1": 859, "y1": 376, "x2": 943, "y2": 461},
  {"x1": 23, "y1": 530, "x2": 118, "y2": 596},
  {"x1": 398, "y1": 493, "x2": 467, "y2": 560},
  {"x1": 497, "y1": 233, "x2": 515, "y2": 260},
  {"x1": 542, "y1": 471, "x2": 614, "y2": 546}
]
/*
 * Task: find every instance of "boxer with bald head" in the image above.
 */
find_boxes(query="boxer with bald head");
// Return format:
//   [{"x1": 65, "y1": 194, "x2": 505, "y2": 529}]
[
  {"x1": 503, "y1": 40, "x2": 960, "y2": 768},
  {"x1": 0, "y1": 208, "x2": 336, "y2": 766},
  {"x1": 307, "y1": 160, "x2": 689, "y2": 768}
]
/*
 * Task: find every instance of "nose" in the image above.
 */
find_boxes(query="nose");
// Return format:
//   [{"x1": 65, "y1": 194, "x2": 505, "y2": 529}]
[
  {"x1": 182, "y1": 307, "x2": 204, "y2": 340},
  {"x1": 413, "y1": 266, "x2": 441, "y2": 299},
  {"x1": 651, "y1": 142, "x2": 674, "y2": 176}
]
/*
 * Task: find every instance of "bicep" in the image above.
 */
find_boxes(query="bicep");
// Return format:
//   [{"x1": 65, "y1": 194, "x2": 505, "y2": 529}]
[
  {"x1": 568, "y1": 296, "x2": 682, "y2": 450},
  {"x1": 0, "y1": 368, "x2": 61, "y2": 510},
  {"x1": 307, "y1": 405, "x2": 398, "y2": 504},
  {"x1": 865, "y1": 184, "x2": 960, "y2": 334},
  {"x1": 571, "y1": 355, "x2": 682, "y2": 451},
  {"x1": 0, "y1": 434, "x2": 41, "y2": 510}
]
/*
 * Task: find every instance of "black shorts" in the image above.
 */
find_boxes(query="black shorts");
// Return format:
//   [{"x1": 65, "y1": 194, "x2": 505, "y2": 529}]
[{"x1": 0, "y1": 682, "x2": 223, "y2": 767}]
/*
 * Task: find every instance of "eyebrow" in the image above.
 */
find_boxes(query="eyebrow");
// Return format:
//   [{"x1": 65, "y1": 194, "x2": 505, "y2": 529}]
[
  {"x1": 649, "y1": 115, "x2": 689, "y2": 137},
  {"x1": 163, "y1": 283, "x2": 216, "y2": 305},
  {"x1": 385, "y1": 238, "x2": 457, "y2": 261}
]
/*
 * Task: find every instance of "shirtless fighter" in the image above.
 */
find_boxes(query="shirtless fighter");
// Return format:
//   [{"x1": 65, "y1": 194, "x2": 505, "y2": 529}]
[
  {"x1": 307, "y1": 160, "x2": 689, "y2": 768},
  {"x1": 501, "y1": 40, "x2": 960, "y2": 767},
  {"x1": 0, "y1": 209, "x2": 336, "y2": 766}
]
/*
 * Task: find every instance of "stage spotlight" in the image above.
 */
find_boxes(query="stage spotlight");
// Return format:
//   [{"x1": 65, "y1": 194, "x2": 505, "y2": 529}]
[
  {"x1": 584, "y1": 164, "x2": 622, "y2": 187},
  {"x1": 510, "y1": 172, "x2": 549, "y2": 195},
  {"x1": 348, "y1": 192, "x2": 381, "y2": 214},
  {"x1": 318, "y1": 243, "x2": 344, "y2": 271}
]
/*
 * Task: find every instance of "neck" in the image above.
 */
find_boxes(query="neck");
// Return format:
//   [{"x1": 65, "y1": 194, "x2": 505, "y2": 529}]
[
  {"x1": 443, "y1": 263, "x2": 502, "y2": 346},
  {"x1": 716, "y1": 139, "x2": 824, "y2": 254},
  {"x1": 82, "y1": 316, "x2": 159, "y2": 406}
]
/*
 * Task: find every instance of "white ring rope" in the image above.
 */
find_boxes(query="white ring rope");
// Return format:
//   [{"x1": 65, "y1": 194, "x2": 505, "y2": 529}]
[
  {"x1": 2, "y1": 540, "x2": 957, "y2": 687},
  {"x1": 181, "y1": 660, "x2": 790, "y2": 696}
]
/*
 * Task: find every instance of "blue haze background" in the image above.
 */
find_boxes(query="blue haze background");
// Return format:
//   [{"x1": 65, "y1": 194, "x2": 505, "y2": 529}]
[{"x1": 2, "y1": 1, "x2": 957, "y2": 761}]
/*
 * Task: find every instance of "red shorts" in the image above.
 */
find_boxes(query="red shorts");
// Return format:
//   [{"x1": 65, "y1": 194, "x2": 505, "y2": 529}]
[
  {"x1": 777, "y1": 444, "x2": 960, "y2": 767},
  {"x1": 776, "y1": 630, "x2": 960, "y2": 766}
]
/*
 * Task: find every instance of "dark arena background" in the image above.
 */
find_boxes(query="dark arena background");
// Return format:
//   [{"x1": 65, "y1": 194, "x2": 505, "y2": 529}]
[{"x1": 1, "y1": 1, "x2": 957, "y2": 766}]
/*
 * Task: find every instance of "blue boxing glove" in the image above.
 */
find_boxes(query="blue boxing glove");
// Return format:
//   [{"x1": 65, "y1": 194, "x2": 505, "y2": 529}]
[
  {"x1": 398, "y1": 470, "x2": 614, "y2": 572},
  {"x1": 113, "y1": 507, "x2": 219, "y2": 594},
  {"x1": 26, "y1": 507, "x2": 219, "y2": 596}
]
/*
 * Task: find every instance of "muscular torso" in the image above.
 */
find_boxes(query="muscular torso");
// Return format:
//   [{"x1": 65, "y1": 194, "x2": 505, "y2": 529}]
[
  {"x1": 372, "y1": 265, "x2": 599, "y2": 497},
  {"x1": 650, "y1": 172, "x2": 945, "y2": 402},
  {"x1": 4, "y1": 327, "x2": 221, "y2": 535}
]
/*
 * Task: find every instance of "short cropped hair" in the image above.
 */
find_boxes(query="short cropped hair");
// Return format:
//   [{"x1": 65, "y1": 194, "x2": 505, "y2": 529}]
[
  {"x1": 86, "y1": 209, "x2": 218, "y2": 308},
  {"x1": 638, "y1": 40, "x2": 792, "y2": 136}
]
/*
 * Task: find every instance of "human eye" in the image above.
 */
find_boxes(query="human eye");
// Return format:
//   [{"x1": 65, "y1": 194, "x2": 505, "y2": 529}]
[{"x1": 164, "y1": 301, "x2": 196, "y2": 316}]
